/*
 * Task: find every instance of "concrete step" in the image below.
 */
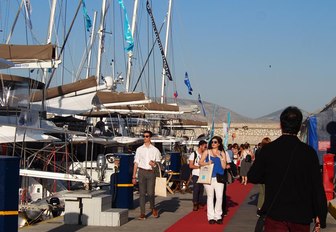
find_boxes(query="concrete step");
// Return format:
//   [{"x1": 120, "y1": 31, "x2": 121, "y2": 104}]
[{"x1": 64, "y1": 191, "x2": 128, "y2": 227}]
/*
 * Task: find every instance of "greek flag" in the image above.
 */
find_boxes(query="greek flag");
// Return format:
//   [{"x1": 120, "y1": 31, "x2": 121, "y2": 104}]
[
  {"x1": 119, "y1": 0, "x2": 134, "y2": 53},
  {"x1": 82, "y1": 0, "x2": 92, "y2": 32},
  {"x1": 184, "y1": 72, "x2": 193, "y2": 95},
  {"x1": 173, "y1": 90, "x2": 178, "y2": 98},
  {"x1": 198, "y1": 94, "x2": 207, "y2": 117}
]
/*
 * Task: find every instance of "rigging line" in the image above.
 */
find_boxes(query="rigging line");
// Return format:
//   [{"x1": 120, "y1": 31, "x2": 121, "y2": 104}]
[
  {"x1": 132, "y1": 21, "x2": 165, "y2": 92},
  {"x1": 45, "y1": 0, "x2": 82, "y2": 88}
]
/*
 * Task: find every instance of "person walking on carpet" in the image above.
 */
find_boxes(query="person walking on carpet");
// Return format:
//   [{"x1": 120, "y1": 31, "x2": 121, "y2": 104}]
[
  {"x1": 132, "y1": 130, "x2": 162, "y2": 220},
  {"x1": 199, "y1": 136, "x2": 227, "y2": 225},
  {"x1": 248, "y1": 106, "x2": 328, "y2": 231},
  {"x1": 189, "y1": 140, "x2": 207, "y2": 211},
  {"x1": 254, "y1": 137, "x2": 271, "y2": 216}
]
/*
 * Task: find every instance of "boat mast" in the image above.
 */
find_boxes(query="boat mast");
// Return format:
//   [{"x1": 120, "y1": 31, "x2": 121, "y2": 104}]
[
  {"x1": 160, "y1": 0, "x2": 173, "y2": 104},
  {"x1": 42, "y1": 0, "x2": 57, "y2": 83},
  {"x1": 86, "y1": 11, "x2": 98, "y2": 78},
  {"x1": 96, "y1": 0, "x2": 107, "y2": 85},
  {"x1": 125, "y1": 0, "x2": 139, "y2": 92}
]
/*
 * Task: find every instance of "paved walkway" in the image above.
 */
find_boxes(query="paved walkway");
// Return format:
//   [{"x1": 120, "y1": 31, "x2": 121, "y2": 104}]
[{"x1": 19, "y1": 185, "x2": 336, "y2": 232}]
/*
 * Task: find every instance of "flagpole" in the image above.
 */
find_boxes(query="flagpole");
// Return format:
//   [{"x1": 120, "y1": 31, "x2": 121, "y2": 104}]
[
  {"x1": 96, "y1": 0, "x2": 107, "y2": 85},
  {"x1": 125, "y1": 0, "x2": 139, "y2": 92},
  {"x1": 86, "y1": 11, "x2": 97, "y2": 78},
  {"x1": 209, "y1": 105, "x2": 216, "y2": 140}
]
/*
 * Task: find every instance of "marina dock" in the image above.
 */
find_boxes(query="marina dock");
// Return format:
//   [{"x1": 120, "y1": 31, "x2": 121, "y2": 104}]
[{"x1": 19, "y1": 184, "x2": 336, "y2": 232}]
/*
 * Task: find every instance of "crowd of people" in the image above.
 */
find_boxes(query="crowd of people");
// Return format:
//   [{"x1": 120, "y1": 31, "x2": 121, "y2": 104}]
[{"x1": 132, "y1": 106, "x2": 328, "y2": 231}]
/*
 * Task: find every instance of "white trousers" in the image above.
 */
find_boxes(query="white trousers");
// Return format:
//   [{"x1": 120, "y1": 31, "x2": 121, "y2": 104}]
[{"x1": 204, "y1": 177, "x2": 224, "y2": 220}]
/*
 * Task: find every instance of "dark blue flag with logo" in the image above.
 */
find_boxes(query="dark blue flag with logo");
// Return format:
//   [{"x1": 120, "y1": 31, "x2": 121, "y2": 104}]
[{"x1": 184, "y1": 72, "x2": 193, "y2": 95}]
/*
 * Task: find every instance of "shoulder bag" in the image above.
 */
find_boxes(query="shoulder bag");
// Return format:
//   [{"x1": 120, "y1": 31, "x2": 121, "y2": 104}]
[
  {"x1": 197, "y1": 153, "x2": 214, "y2": 184},
  {"x1": 155, "y1": 163, "x2": 167, "y2": 197}
]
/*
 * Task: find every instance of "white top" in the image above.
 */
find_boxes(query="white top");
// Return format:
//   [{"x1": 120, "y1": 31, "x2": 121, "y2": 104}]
[
  {"x1": 225, "y1": 151, "x2": 232, "y2": 163},
  {"x1": 241, "y1": 150, "x2": 249, "y2": 159},
  {"x1": 188, "y1": 150, "x2": 202, "y2": 176},
  {"x1": 134, "y1": 144, "x2": 161, "y2": 170}
]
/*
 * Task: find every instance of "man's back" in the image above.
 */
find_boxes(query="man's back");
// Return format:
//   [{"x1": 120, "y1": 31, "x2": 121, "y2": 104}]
[{"x1": 248, "y1": 134, "x2": 328, "y2": 227}]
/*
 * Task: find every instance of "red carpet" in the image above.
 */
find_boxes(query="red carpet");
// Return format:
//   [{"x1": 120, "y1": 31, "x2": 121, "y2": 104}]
[{"x1": 165, "y1": 181, "x2": 254, "y2": 232}]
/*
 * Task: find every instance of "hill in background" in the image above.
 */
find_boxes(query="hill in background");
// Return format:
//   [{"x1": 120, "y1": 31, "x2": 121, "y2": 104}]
[{"x1": 173, "y1": 98, "x2": 309, "y2": 123}]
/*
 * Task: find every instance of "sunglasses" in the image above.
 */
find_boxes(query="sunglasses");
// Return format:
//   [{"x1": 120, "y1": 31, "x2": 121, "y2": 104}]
[
  {"x1": 143, "y1": 135, "x2": 150, "y2": 138},
  {"x1": 212, "y1": 141, "x2": 218, "y2": 144}
]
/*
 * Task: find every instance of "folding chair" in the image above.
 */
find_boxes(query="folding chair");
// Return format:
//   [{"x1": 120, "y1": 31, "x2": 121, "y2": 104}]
[{"x1": 171, "y1": 164, "x2": 192, "y2": 193}]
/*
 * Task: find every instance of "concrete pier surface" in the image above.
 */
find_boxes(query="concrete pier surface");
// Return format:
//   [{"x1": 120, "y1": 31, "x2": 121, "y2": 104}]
[{"x1": 19, "y1": 185, "x2": 336, "y2": 232}]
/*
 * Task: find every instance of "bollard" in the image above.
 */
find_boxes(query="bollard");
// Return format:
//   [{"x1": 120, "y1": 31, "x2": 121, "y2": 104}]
[{"x1": 0, "y1": 156, "x2": 20, "y2": 232}]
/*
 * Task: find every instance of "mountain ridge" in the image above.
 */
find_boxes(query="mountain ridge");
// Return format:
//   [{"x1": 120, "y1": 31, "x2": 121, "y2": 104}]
[{"x1": 172, "y1": 98, "x2": 309, "y2": 123}]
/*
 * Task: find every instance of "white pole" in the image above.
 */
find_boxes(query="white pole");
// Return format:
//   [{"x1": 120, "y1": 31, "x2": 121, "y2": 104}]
[
  {"x1": 86, "y1": 11, "x2": 98, "y2": 78},
  {"x1": 46, "y1": 0, "x2": 57, "y2": 44},
  {"x1": 43, "y1": 0, "x2": 58, "y2": 84},
  {"x1": 160, "y1": 0, "x2": 172, "y2": 104},
  {"x1": 96, "y1": 0, "x2": 107, "y2": 84},
  {"x1": 125, "y1": 0, "x2": 139, "y2": 92}
]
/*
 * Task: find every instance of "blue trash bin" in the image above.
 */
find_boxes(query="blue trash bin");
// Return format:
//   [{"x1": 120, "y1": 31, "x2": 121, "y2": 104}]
[
  {"x1": 0, "y1": 156, "x2": 20, "y2": 232},
  {"x1": 110, "y1": 153, "x2": 134, "y2": 209}
]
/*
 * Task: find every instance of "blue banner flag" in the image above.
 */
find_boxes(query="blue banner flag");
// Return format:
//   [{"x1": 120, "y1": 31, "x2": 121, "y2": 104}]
[
  {"x1": 184, "y1": 72, "x2": 193, "y2": 95},
  {"x1": 82, "y1": 0, "x2": 92, "y2": 32},
  {"x1": 198, "y1": 94, "x2": 207, "y2": 117},
  {"x1": 119, "y1": 0, "x2": 134, "y2": 53}
]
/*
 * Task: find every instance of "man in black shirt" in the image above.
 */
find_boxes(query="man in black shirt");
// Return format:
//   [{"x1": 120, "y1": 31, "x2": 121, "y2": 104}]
[{"x1": 248, "y1": 106, "x2": 327, "y2": 231}]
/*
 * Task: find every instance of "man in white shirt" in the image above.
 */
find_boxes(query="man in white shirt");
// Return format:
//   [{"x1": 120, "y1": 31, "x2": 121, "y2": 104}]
[
  {"x1": 132, "y1": 131, "x2": 161, "y2": 220},
  {"x1": 188, "y1": 140, "x2": 207, "y2": 211}
]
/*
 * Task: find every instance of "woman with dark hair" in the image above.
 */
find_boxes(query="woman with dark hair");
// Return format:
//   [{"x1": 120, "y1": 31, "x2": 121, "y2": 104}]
[
  {"x1": 199, "y1": 136, "x2": 227, "y2": 224},
  {"x1": 240, "y1": 143, "x2": 253, "y2": 185}
]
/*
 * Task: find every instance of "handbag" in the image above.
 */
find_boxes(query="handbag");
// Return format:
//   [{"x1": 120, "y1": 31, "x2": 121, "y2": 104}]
[
  {"x1": 197, "y1": 154, "x2": 214, "y2": 185},
  {"x1": 216, "y1": 169, "x2": 234, "y2": 184},
  {"x1": 216, "y1": 172, "x2": 226, "y2": 183},
  {"x1": 254, "y1": 145, "x2": 298, "y2": 232},
  {"x1": 155, "y1": 164, "x2": 167, "y2": 197},
  {"x1": 245, "y1": 154, "x2": 252, "y2": 162}
]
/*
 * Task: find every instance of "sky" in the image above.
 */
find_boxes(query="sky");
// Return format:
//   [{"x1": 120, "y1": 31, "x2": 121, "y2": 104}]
[{"x1": 1, "y1": 0, "x2": 336, "y2": 118}]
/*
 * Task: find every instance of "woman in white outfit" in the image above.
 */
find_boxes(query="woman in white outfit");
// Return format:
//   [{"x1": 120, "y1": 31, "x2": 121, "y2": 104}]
[{"x1": 199, "y1": 136, "x2": 227, "y2": 224}]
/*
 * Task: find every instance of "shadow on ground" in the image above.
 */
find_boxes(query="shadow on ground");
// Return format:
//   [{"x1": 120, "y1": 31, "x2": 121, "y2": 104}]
[
  {"x1": 248, "y1": 193, "x2": 258, "y2": 206},
  {"x1": 157, "y1": 197, "x2": 181, "y2": 214}
]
